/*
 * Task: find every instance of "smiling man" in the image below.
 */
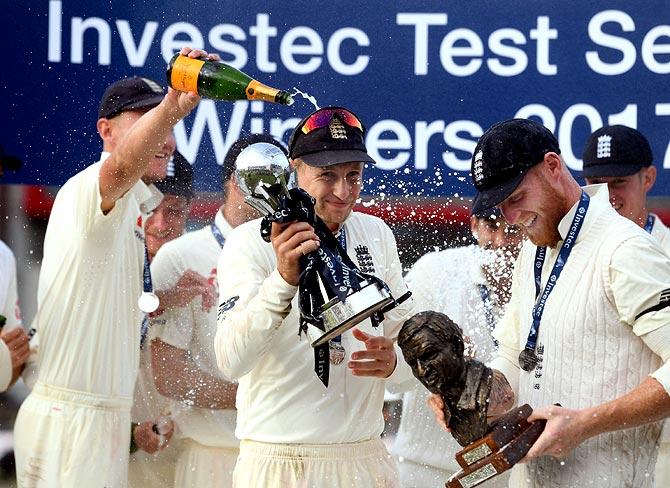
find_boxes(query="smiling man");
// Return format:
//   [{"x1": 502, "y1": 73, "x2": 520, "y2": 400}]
[
  {"x1": 214, "y1": 107, "x2": 416, "y2": 488},
  {"x1": 582, "y1": 125, "x2": 670, "y2": 249},
  {"x1": 432, "y1": 118, "x2": 670, "y2": 487},
  {"x1": 13, "y1": 47, "x2": 215, "y2": 487}
]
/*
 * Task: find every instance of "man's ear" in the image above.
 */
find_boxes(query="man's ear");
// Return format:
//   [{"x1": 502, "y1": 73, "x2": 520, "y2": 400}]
[
  {"x1": 96, "y1": 118, "x2": 112, "y2": 141},
  {"x1": 542, "y1": 152, "x2": 562, "y2": 175},
  {"x1": 642, "y1": 165, "x2": 657, "y2": 193}
]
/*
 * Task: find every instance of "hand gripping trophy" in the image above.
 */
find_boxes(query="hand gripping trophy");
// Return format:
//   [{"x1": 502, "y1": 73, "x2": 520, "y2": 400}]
[
  {"x1": 398, "y1": 311, "x2": 547, "y2": 488},
  {"x1": 235, "y1": 142, "x2": 410, "y2": 385}
]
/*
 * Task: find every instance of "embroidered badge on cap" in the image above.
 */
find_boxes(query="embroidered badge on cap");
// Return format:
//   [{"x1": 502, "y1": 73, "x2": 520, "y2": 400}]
[
  {"x1": 329, "y1": 118, "x2": 348, "y2": 140},
  {"x1": 473, "y1": 150, "x2": 484, "y2": 184},
  {"x1": 596, "y1": 134, "x2": 612, "y2": 158}
]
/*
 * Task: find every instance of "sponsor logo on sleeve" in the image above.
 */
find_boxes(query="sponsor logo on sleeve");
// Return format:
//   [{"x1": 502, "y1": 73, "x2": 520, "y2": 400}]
[{"x1": 217, "y1": 295, "x2": 240, "y2": 320}]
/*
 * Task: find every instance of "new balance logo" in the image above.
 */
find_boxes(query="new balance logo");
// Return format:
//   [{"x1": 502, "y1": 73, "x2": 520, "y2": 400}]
[
  {"x1": 660, "y1": 288, "x2": 670, "y2": 303},
  {"x1": 596, "y1": 135, "x2": 612, "y2": 158}
]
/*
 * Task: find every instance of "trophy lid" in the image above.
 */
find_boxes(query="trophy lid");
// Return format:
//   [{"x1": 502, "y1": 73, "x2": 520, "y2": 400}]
[{"x1": 234, "y1": 142, "x2": 293, "y2": 198}]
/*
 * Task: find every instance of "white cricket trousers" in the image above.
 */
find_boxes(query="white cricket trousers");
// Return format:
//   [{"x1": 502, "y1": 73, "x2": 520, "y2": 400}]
[
  {"x1": 174, "y1": 438, "x2": 238, "y2": 487},
  {"x1": 127, "y1": 441, "x2": 179, "y2": 488},
  {"x1": 233, "y1": 438, "x2": 400, "y2": 488},
  {"x1": 14, "y1": 381, "x2": 132, "y2": 488}
]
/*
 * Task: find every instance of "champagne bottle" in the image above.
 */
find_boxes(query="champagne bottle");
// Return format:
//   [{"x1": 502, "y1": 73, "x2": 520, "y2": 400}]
[{"x1": 167, "y1": 53, "x2": 293, "y2": 106}]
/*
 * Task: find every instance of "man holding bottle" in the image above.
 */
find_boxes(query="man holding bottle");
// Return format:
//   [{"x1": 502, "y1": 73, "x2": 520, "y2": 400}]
[
  {"x1": 13, "y1": 47, "x2": 216, "y2": 487},
  {"x1": 215, "y1": 107, "x2": 416, "y2": 488}
]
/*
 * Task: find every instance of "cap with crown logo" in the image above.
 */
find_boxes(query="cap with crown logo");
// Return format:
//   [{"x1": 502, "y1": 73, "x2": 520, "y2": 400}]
[
  {"x1": 471, "y1": 119, "x2": 560, "y2": 214},
  {"x1": 98, "y1": 76, "x2": 166, "y2": 120},
  {"x1": 582, "y1": 125, "x2": 653, "y2": 178},
  {"x1": 288, "y1": 106, "x2": 375, "y2": 167}
]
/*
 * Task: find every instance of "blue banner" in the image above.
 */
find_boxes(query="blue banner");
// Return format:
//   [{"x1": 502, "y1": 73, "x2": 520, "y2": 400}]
[{"x1": 3, "y1": 1, "x2": 670, "y2": 196}]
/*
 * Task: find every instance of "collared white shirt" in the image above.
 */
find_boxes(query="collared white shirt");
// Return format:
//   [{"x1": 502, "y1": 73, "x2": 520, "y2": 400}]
[
  {"x1": 0, "y1": 241, "x2": 22, "y2": 391},
  {"x1": 650, "y1": 212, "x2": 670, "y2": 255},
  {"x1": 491, "y1": 184, "x2": 670, "y2": 487},
  {"x1": 215, "y1": 212, "x2": 416, "y2": 444},
  {"x1": 150, "y1": 211, "x2": 237, "y2": 448},
  {"x1": 30, "y1": 153, "x2": 161, "y2": 400}
]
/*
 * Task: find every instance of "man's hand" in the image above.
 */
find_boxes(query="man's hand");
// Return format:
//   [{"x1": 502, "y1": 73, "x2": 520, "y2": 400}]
[
  {"x1": 133, "y1": 418, "x2": 175, "y2": 454},
  {"x1": 162, "y1": 47, "x2": 221, "y2": 121},
  {"x1": 348, "y1": 328, "x2": 396, "y2": 378},
  {"x1": 523, "y1": 405, "x2": 589, "y2": 461},
  {"x1": 156, "y1": 269, "x2": 215, "y2": 312},
  {"x1": 1, "y1": 327, "x2": 30, "y2": 370},
  {"x1": 270, "y1": 221, "x2": 320, "y2": 286},
  {"x1": 427, "y1": 394, "x2": 451, "y2": 431},
  {"x1": 486, "y1": 370, "x2": 515, "y2": 420}
]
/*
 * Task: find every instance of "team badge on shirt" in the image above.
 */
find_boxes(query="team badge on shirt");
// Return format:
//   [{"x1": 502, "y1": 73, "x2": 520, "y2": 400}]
[
  {"x1": 355, "y1": 245, "x2": 375, "y2": 274},
  {"x1": 218, "y1": 295, "x2": 240, "y2": 320}
]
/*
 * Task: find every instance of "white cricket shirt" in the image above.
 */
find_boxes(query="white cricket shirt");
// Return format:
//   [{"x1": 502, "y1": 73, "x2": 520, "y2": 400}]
[
  {"x1": 215, "y1": 212, "x2": 416, "y2": 444},
  {"x1": 31, "y1": 153, "x2": 161, "y2": 400}
]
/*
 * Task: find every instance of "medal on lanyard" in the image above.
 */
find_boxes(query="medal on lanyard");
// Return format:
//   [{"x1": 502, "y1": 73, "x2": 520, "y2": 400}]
[
  {"x1": 518, "y1": 191, "x2": 590, "y2": 372},
  {"x1": 328, "y1": 227, "x2": 347, "y2": 365},
  {"x1": 138, "y1": 244, "x2": 159, "y2": 314},
  {"x1": 644, "y1": 214, "x2": 655, "y2": 234}
]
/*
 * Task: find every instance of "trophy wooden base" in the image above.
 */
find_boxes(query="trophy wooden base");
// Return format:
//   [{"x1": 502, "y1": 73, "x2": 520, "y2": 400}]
[{"x1": 446, "y1": 404, "x2": 545, "y2": 488}]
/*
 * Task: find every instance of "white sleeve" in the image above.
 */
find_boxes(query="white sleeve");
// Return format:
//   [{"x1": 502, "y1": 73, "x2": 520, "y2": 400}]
[
  {"x1": 67, "y1": 163, "x2": 129, "y2": 236},
  {"x1": 2, "y1": 249, "x2": 21, "y2": 330},
  {"x1": 640, "y1": 327, "x2": 670, "y2": 395},
  {"x1": 21, "y1": 329, "x2": 39, "y2": 391},
  {"x1": 609, "y1": 235, "x2": 670, "y2": 335},
  {"x1": 378, "y1": 224, "x2": 417, "y2": 393},
  {"x1": 379, "y1": 223, "x2": 416, "y2": 340},
  {"x1": 0, "y1": 249, "x2": 22, "y2": 392},
  {"x1": 214, "y1": 226, "x2": 297, "y2": 379},
  {"x1": 150, "y1": 245, "x2": 193, "y2": 349},
  {"x1": 0, "y1": 340, "x2": 11, "y2": 392},
  {"x1": 607, "y1": 236, "x2": 670, "y2": 395}
]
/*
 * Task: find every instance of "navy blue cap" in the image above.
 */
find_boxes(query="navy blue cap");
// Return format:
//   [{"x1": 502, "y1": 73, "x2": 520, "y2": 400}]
[
  {"x1": 582, "y1": 125, "x2": 653, "y2": 178},
  {"x1": 155, "y1": 151, "x2": 195, "y2": 199},
  {"x1": 98, "y1": 77, "x2": 165, "y2": 119},
  {"x1": 471, "y1": 119, "x2": 560, "y2": 214}
]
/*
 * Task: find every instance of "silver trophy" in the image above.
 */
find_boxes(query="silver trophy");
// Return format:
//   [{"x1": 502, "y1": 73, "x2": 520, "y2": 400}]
[{"x1": 234, "y1": 143, "x2": 396, "y2": 349}]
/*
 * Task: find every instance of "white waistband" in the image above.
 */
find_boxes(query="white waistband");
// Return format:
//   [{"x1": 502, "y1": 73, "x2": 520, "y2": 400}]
[
  {"x1": 240, "y1": 438, "x2": 388, "y2": 461},
  {"x1": 33, "y1": 381, "x2": 133, "y2": 410}
]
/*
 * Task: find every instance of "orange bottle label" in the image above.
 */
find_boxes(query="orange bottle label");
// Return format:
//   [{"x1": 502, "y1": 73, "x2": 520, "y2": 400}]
[{"x1": 170, "y1": 56, "x2": 205, "y2": 93}]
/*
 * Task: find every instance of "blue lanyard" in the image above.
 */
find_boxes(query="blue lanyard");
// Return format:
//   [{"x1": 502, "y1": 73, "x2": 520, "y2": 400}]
[
  {"x1": 140, "y1": 243, "x2": 153, "y2": 348},
  {"x1": 331, "y1": 226, "x2": 347, "y2": 345},
  {"x1": 644, "y1": 214, "x2": 655, "y2": 234},
  {"x1": 524, "y1": 191, "x2": 590, "y2": 352},
  {"x1": 142, "y1": 243, "x2": 153, "y2": 294},
  {"x1": 211, "y1": 222, "x2": 226, "y2": 248},
  {"x1": 478, "y1": 284, "x2": 497, "y2": 334}
]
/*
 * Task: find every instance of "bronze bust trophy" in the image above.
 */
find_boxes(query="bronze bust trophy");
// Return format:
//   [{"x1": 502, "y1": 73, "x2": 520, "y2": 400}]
[{"x1": 398, "y1": 311, "x2": 546, "y2": 488}]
